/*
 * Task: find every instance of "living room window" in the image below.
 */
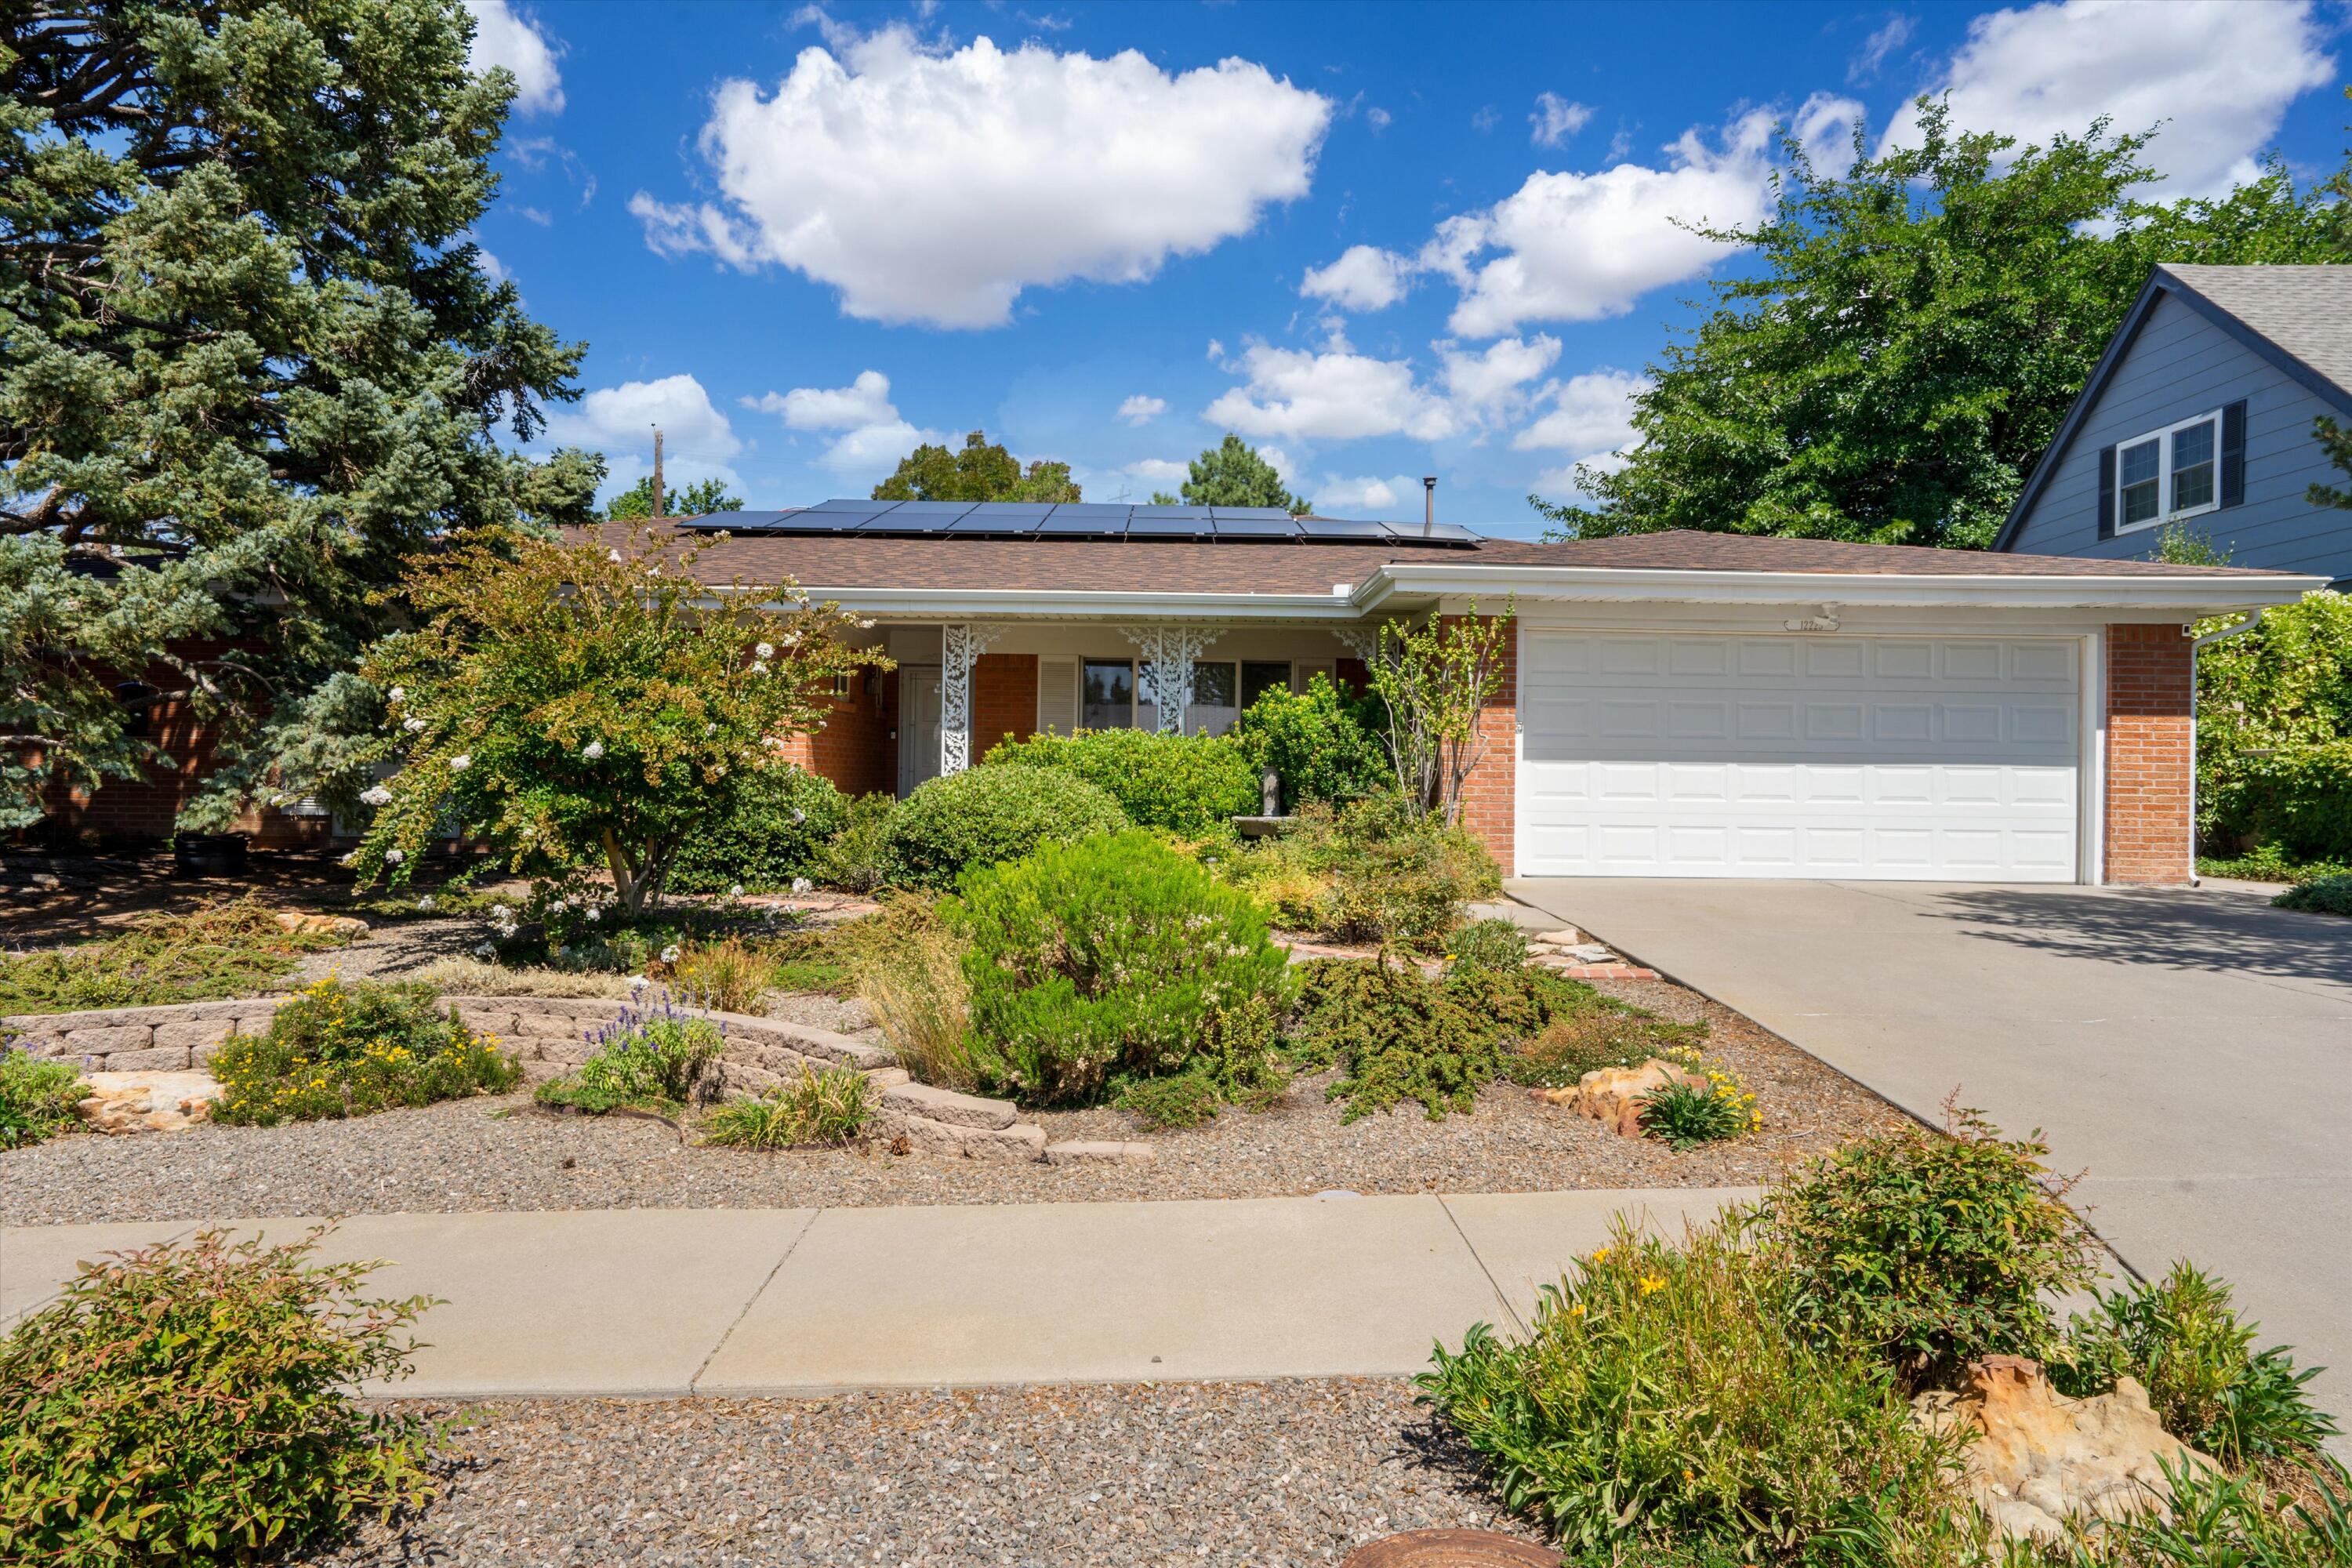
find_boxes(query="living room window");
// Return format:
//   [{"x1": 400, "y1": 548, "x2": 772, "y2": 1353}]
[
  {"x1": 2114, "y1": 409, "x2": 2220, "y2": 533},
  {"x1": 1076, "y1": 658, "x2": 1295, "y2": 735}
]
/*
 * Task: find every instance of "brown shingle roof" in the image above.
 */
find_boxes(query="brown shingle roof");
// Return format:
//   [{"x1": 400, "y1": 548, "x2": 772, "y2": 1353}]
[{"x1": 598, "y1": 523, "x2": 2275, "y2": 593}]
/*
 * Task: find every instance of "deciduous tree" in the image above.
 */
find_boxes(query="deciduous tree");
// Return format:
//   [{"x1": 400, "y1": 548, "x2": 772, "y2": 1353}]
[
  {"x1": 872, "y1": 431, "x2": 1079, "y2": 503},
  {"x1": 606, "y1": 476, "x2": 743, "y2": 521}
]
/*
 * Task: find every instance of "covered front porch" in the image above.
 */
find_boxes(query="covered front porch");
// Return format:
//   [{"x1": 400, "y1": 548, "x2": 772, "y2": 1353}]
[{"x1": 795, "y1": 620, "x2": 1377, "y2": 800}]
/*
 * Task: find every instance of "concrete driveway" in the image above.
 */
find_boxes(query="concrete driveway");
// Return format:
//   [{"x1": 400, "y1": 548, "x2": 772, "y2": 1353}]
[{"x1": 1509, "y1": 877, "x2": 2352, "y2": 1433}]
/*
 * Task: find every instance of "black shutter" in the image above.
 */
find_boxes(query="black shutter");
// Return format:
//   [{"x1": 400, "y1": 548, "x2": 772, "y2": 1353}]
[
  {"x1": 2220, "y1": 399, "x2": 2247, "y2": 508},
  {"x1": 2096, "y1": 445, "x2": 2117, "y2": 539}
]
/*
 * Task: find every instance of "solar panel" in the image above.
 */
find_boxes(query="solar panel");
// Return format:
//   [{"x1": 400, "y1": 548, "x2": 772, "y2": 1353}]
[
  {"x1": 679, "y1": 499, "x2": 1480, "y2": 545},
  {"x1": 1378, "y1": 521, "x2": 1483, "y2": 546},
  {"x1": 684, "y1": 510, "x2": 794, "y2": 532},
  {"x1": 811, "y1": 498, "x2": 895, "y2": 514},
  {"x1": 942, "y1": 503, "x2": 1048, "y2": 533},
  {"x1": 1210, "y1": 506, "x2": 1298, "y2": 521},
  {"x1": 1208, "y1": 513, "x2": 1301, "y2": 539},
  {"x1": 880, "y1": 501, "x2": 977, "y2": 521},
  {"x1": 1131, "y1": 505, "x2": 1214, "y2": 522},
  {"x1": 757, "y1": 510, "x2": 880, "y2": 533},
  {"x1": 1035, "y1": 504, "x2": 1130, "y2": 536},
  {"x1": 1126, "y1": 514, "x2": 1214, "y2": 538},
  {"x1": 1297, "y1": 516, "x2": 1390, "y2": 542}
]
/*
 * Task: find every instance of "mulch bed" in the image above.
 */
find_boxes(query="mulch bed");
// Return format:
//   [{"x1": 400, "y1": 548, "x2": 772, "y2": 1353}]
[
  {"x1": 0, "y1": 975, "x2": 1913, "y2": 1226},
  {"x1": 312, "y1": 1379, "x2": 1536, "y2": 1568}
]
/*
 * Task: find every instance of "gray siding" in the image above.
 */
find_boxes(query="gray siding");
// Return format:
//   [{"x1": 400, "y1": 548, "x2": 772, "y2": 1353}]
[{"x1": 2008, "y1": 291, "x2": 2351, "y2": 580}]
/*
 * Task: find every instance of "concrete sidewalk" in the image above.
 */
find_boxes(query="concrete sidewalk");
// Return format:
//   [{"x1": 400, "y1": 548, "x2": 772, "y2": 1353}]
[{"x1": 1, "y1": 1189, "x2": 1755, "y2": 1399}]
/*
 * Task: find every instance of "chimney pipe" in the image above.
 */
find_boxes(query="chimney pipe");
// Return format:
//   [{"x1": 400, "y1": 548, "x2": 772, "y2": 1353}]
[
  {"x1": 1422, "y1": 475, "x2": 1436, "y2": 534},
  {"x1": 651, "y1": 426, "x2": 666, "y2": 520}
]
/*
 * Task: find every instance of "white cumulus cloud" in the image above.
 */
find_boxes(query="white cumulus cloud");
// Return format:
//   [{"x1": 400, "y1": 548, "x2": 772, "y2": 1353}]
[
  {"x1": 1312, "y1": 474, "x2": 1418, "y2": 514},
  {"x1": 465, "y1": 0, "x2": 564, "y2": 116},
  {"x1": 542, "y1": 375, "x2": 742, "y2": 501},
  {"x1": 1884, "y1": 0, "x2": 2332, "y2": 199},
  {"x1": 1439, "y1": 335, "x2": 1562, "y2": 420},
  {"x1": 1300, "y1": 244, "x2": 1413, "y2": 313},
  {"x1": 1530, "y1": 93, "x2": 1592, "y2": 147},
  {"x1": 1118, "y1": 395, "x2": 1168, "y2": 426},
  {"x1": 1512, "y1": 368, "x2": 1650, "y2": 497},
  {"x1": 1127, "y1": 458, "x2": 1189, "y2": 481},
  {"x1": 1203, "y1": 341, "x2": 1460, "y2": 443},
  {"x1": 633, "y1": 26, "x2": 1331, "y2": 327},
  {"x1": 1434, "y1": 96, "x2": 1859, "y2": 337},
  {"x1": 744, "y1": 370, "x2": 934, "y2": 481}
]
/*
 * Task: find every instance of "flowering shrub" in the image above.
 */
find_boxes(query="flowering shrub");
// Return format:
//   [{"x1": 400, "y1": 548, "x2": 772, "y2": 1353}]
[
  {"x1": 534, "y1": 995, "x2": 724, "y2": 1114},
  {"x1": 949, "y1": 831, "x2": 1290, "y2": 1105},
  {"x1": 0, "y1": 1228, "x2": 437, "y2": 1568},
  {"x1": 668, "y1": 765, "x2": 847, "y2": 894},
  {"x1": 1418, "y1": 1218, "x2": 1961, "y2": 1561},
  {"x1": 982, "y1": 728, "x2": 1257, "y2": 837},
  {"x1": 211, "y1": 978, "x2": 517, "y2": 1125},
  {"x1": 354, "y1": 527, "x2": 884, "y2": 913},
  {"x1": 1639, "y1": 1048, "x2": 1761, "y2": 1149},
  {"x1": 1, "y1": 1042, "x2": 83, "y2": 1147},
  {"x1": 883, "y1": 764, "x2": 1129, "y2": 891}
]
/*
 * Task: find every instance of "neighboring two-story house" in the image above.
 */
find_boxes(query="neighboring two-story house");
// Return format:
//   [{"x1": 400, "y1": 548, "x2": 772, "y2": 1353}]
[{"x1": 1996, "y1": 264, "x2": 2352, "y2": 587}]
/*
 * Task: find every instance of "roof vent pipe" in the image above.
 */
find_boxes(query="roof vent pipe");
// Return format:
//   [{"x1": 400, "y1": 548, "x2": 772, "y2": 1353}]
[{"x1": 1422, "y1": 475, "x2": 1436, "y2": 535}]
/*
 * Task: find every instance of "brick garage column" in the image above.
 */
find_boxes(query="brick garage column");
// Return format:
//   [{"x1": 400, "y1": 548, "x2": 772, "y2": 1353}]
[
  {"x1": 2103, "y1": 623, "x2": 2194, "y2": 886},
  {"x1": 1451, "y1": 615, "x2": 1517, "y2": 875}
]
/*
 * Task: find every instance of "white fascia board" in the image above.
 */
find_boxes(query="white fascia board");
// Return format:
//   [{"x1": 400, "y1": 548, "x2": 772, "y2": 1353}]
[
  {"x1": 700, "y1": 583, "x2": 1367, "y2": 622},
  {"x1": 1354, "y1": 563, "x2": 2329, "y2": 617}
]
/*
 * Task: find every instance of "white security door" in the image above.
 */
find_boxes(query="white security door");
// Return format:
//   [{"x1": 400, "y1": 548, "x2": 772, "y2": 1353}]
[{"x1": 1517, "y1": 631, "x2": 2080, "y2": 881}]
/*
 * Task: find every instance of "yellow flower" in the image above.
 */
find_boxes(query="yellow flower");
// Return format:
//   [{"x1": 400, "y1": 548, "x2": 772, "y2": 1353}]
[
  {"x1": 1591, "y1": 1247, "x2": 1611, "y2": 1265},
  {"x1": 1568, "y1": 1301, "x2": 1586, "y2": 1315},
  {"x1": 1682, "y1": 1468, "x2": 1695, "y2": 1482},
  {"x1": 1639, "y1": 1274, "x2": 1665, "y2": 1295}
]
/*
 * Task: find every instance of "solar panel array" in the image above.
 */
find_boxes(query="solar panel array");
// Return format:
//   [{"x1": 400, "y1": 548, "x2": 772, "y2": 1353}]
[{"x1": 675, "y1": 500, "x2": 1482, "y2": 547}]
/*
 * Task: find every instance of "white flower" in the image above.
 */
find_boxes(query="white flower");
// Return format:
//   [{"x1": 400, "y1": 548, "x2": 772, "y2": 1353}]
[
  {"x1": 403, "y1": 717, "x2": 426, "y2": 733},
  {"x1": 704, "y1": 723, "x2": 717, "y2": 734},
  {"x1": 582, "y1": 740, "x2": 604, "y2": 760},
  {"x1": 472, "y1": 941, "x2": 494, "y2": 958},
  {"x1": 608, "y1": 549, "x2": 622, "y2": 563},
  {"x1": 789, "y1": 808, "x2": 805, "y2": 825},
  {"x1": 755, "y1": 641, "x2": 775, "y2": 659},
  {"x1": 359, "y1": 786, "x2": 393, "y2": 807},
  {"x1": 416, "y1": 895, "x2": 436, "y2": 912},
  {"x1": 727, "y1": 884, "x2": 744, "y2": 898},
  {"x1": 750, "y1": 661, "x2": 769, "y2": 677},
  {"x1": 710, "y1": 763, "x2": 728, "y2": 778},
  {"x1": 387, "y1": 686, "x2": 405, "y2": 705},
  {"x1": 627, "y1": 974, "x2": 649, "y2": 989},
  {"x1": 857, "y1": 619, "x2": 877, "y2": 630},
  {"x1": 548, "y1": 898, "x2": 567, "y2": 914},
  {"x1": 383, "y1": 848, "x2": 405, "y2": 866},
  {"x1": 448, "y1": 754, "x2": 470, "y2": 771},
  {"x1": 790, "y1": 877, "x2": 814, "y2": 895},
  {"x1": 660, "y1": 944, "x2": 682, "y2": 964},
  {"x1": 583, "y1": 906, "x2": 601, "y2": 923},
  {"x1": 782, "y1": 632, "x2": 801, "y2": 647}
]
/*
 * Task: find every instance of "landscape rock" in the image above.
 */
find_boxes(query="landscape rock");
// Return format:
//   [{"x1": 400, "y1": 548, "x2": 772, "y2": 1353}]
[
  {"x1": 881, "y1": 1111, "x2": 1047, "y2": 1162},
  {"x1": 1529, "y1": 1058, "x2": 1706, "y2": 1138},
  {"x1": 75, "y1": 1070, "x2": 223, "y2": 1134},
  {"x1": 883, "y1": 1080, "x2": 1019, "y2": 1131},
  {"x1": 1044, "y1": 1140, "x2": 1157, "y2": 1166},
  {"x1": 1912, "y1": 1356, "x2": 2217, "y2": 1541},
  {"x1": 1530, "y1": 927, "x2": 1585, "y2": 946}
]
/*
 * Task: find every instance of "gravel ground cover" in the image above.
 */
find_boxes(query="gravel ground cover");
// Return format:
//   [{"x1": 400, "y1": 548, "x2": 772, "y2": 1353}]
[
  {"x1": 2, "y1": 982, "x2": 1911, "y2": 1225},
  {"x1": 312, "y1": 1379, "x2": 1533, "y2": 1567}
]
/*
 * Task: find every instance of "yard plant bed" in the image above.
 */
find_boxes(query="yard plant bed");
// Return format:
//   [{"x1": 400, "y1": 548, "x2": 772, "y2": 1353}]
[
  {"x1": 0, "y1": 982, "x2": 1911, "y2": 1225},
  {"x1": 309, "y1": 1380, "x2": 1535, "y2": 1567}
]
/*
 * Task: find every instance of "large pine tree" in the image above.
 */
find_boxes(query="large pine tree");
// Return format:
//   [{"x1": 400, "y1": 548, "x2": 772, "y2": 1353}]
[{"x1": 0, "y1": 1, "x2": 587, "y2": 828}]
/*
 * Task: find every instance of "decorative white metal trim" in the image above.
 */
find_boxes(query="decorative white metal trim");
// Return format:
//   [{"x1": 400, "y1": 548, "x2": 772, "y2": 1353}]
[
  {"x1": 1331, "y1": 626, "x2": 1383, "y2": 663},
  {"x1": 1118, "y1": 624, "x2": 1225, "y2": 734},
  {"x1": 939, "y1": 622, "x2": 1006, "y2": 774}
]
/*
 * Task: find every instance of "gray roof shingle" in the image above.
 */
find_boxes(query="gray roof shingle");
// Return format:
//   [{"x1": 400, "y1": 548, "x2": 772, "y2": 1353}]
[{"x1": 2159, "y1": 264, "x2": 2352, "y2": 397}]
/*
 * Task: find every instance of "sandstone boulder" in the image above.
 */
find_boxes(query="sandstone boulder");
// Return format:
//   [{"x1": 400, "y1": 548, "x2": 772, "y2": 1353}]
[
  {"x1": 1913, "y1": 1356, "x2": 2217, "y2": 1542},
  {"x1": 1530, "y1": 1058, "x2": 1707, "y2": 1137},
  {"x1": 274, "y1": 910, "x2": 368, "y2": 939},
  {"x1": 76, "y1": 1070, "x2": 224, "y2": 1134}
]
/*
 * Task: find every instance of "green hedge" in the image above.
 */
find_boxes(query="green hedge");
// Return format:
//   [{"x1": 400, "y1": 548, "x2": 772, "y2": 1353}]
[
  {"x1": 2199, "y1": 591, "x2": 2352, "y2": 862},
  {"x1": 950, "y1": 830, "x2": 1292, "y2": 1105},
  {"x1": 1230, "y1": 674, "x2": 1392, "y2": 811},
  {"x1": 982, "y1": 728, "x2": 1257, "y2": 837},
  {"x1": 668, "y1": 765, "x2": 847, "y2": 893},
  {"x1": 883, "y1": 764, "x2": 1129, "y2": 890}
]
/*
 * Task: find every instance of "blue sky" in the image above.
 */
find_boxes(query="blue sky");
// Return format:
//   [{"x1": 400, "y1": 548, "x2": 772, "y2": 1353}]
[{"x1": 466, "y1": 0, "x2": 2349, "y2": 539}]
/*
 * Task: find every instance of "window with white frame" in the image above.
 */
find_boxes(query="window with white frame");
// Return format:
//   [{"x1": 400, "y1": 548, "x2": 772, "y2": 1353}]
[{"x1": 2114, "y1": 409, "x2": 2220, "y2": 532}]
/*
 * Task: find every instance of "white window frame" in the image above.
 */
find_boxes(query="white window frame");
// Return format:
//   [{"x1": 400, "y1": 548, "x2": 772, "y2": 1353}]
[{"x1": 2114, "y1": 408, "x2": 2222, "y2": 535}]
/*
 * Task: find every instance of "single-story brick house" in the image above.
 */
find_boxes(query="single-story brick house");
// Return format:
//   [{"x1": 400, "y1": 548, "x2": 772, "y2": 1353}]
[{"x1": 629, "y1": 502, "x2": 2325, "y2": 887}]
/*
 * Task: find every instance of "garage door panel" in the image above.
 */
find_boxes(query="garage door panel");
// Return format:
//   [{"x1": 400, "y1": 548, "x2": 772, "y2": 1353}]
[{"x1": 1519, "y1": 632, "x2": 2079, "y2": 882}]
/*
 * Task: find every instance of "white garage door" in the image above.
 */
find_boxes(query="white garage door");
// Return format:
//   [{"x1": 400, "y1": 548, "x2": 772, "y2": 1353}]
[{"x1": 1518, "y1": 631, "x2": 2080, "y2": 881}]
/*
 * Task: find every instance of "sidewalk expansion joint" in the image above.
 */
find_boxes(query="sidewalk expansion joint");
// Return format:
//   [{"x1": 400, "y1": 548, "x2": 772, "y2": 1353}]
[
  {"x1": 1435, "y1": 1194, "x2": 1527, "y2": 1340},
  {"x1": 688, "y1": 1207, "x2": 823, "y2": 1394}
]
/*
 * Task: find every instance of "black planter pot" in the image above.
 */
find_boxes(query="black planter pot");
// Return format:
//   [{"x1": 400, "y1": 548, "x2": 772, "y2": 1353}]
[{"x1": 173, "y1": 832, "x2": 249, "y2": 878}]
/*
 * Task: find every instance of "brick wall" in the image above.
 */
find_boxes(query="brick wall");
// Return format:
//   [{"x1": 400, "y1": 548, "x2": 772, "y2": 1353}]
[
  {"x1": 778, "y1": 666, "x2": 895, "y2": 798},
  {"x1": 973, "y1": 653, "x2": 1039, "y2": 758},
  {"x1": 1451, "y1": 616, "x2": 1517, "y2": 875},
  {"x1": 2104, "y1": 622, "x2": 2194, "y2": 887}
]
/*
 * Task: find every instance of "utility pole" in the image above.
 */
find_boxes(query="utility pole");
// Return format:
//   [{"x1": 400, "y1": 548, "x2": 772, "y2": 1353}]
[{"x1": 651, "y1": 426, "x2": 666, "y2": 520}]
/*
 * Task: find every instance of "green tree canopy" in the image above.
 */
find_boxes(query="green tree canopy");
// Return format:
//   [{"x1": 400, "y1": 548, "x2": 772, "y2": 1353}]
[
  {"x1": 605, "y1": 475, "x2": 744, "y2": 521},
  {"x1": 0, "y1": 0, "x2": 586, "y2": 829},
  {"x1": 1181, "y1": 435, "x2": 1308, "y2": 514},
  {"x1": 1534, "y1": 103, "x2": 2344, "y2": 550},
  {"x1": 871, "y1": 430, "x2": 1080, "y2": 503}
]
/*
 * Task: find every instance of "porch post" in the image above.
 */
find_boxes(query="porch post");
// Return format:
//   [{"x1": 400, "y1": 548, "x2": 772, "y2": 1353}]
[
  {"x1": 939, "y1": 622, "x2": 1004, "y2": 775},
  {"x1": 1119, "y1": 624, "x2": 1223, "y2": 734}
]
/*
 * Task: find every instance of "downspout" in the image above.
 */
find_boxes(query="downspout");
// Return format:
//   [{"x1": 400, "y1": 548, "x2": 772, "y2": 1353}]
[{"x1": 2185, "y1": 611, "x2": 2264, "y2": 887}]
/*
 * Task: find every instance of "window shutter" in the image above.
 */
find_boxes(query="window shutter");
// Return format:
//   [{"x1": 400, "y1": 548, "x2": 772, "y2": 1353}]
[
  {"x1": 1037, "y1": 658, "x2": 1078, "y2": 735},
  {"x1": 2096, "y1": 445, "x2": 2117, "y2": 540},
  {"x1": 2220, "y1": 400, "x2": 2247, "y2": 508}
]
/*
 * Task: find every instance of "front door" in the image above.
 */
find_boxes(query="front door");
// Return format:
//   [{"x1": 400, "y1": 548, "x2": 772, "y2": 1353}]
[{"x1": 898, "y1": 666, "x2": 942, "y2": 796}]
